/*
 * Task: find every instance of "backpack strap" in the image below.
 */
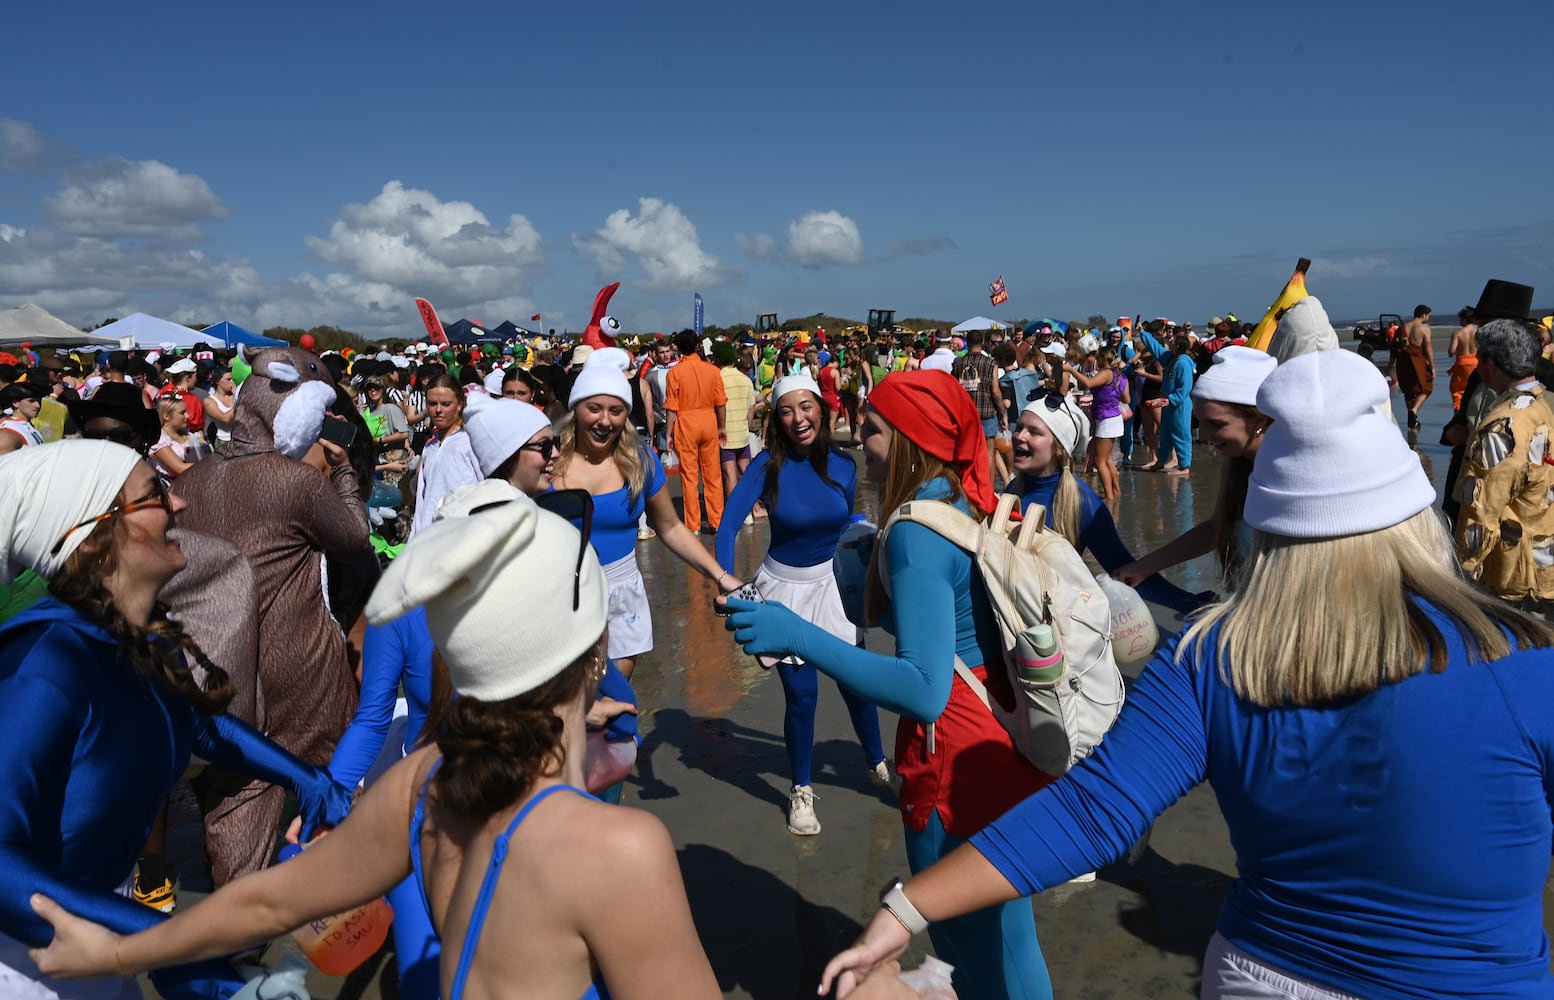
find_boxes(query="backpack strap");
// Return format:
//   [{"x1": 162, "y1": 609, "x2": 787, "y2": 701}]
[{"x1": 882, "y1": 498, "x2": 985, "y2": 553}]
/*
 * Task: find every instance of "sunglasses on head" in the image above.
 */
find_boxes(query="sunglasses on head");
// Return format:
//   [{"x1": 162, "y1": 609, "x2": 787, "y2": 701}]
[
  {"x1": 535, "y1": 490, "x2": 594, "y2": 612},
  {"x1": 51, "y1": 477, "x2": 172, "y2": 556}
]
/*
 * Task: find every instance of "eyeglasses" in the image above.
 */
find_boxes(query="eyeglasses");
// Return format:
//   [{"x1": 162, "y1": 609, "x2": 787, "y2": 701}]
[
  {"x1": 535, "y1": 490, "x2": 595, "y2": 612},
  {"x1": 51, "y1": 477, "x2": 172, "y2": 556},
  {"x1": 519, "y1": 438, "x2": 560, "y2": 460}
]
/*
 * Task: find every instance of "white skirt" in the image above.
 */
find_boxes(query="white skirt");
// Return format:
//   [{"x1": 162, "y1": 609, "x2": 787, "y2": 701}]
[
  {"x1": 1201, "y1": 933, "x2": 1362, "y2": 1000},
  {"x1": 603, "y1": 553, "x2": 653, "y2": 659},
  {"x1": 754, "y1": 556, "x2": 860, "y2": 667},
  {"x1": 1094, "y1": 415, "x2": 1124, "y2": 439}
]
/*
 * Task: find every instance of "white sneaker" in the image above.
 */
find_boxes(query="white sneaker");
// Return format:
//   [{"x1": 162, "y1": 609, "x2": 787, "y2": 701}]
[
  {"x1": 867, "y1": 760, "x2": 894, "y2": 787},
  {"x1": 743, "y1": 513, "x2": 754, "y2": 527},
  {"x1": 787, "y1": 785, "x2": 821, "y2": 836},
  {"x1": 637, "y1": 525, "x2": 656, "y2": 541},
  {"x1": 1065, "y1": 871, "x2": 1097, "y2": 884}
]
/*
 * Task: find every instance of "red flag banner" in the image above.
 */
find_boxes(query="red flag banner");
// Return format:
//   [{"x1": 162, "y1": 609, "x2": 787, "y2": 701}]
[
  {"x1": 531, "y1": 314, "x2": 542, "y2": 322},
  {"x1": 989, "y1": 276, "x2": 1009, "y2": 307},
  {"x1": 415, "y1": 298, "x2": 449, "y2": 347}
]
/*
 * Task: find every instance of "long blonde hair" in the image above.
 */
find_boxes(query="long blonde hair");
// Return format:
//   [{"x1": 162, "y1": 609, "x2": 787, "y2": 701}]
[
  {"x1": 1006, "y1": 441, "x2": 1082, "y2": 547},
  {"x1": 863, "y1": 431, "x2": 983, "y2": 626},
  {"x1": 552, "y1": 409, "x2": 648, "y2": 500},
  {"x1": 1182, "y1": 508, "x2": 1554, "y2": 707}
]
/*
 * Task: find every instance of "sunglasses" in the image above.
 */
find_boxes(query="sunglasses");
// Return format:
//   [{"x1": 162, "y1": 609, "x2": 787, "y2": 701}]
[
  {"x1": 534, "y1": 490, "x2": 595, "y2": 612},
  {"x1": 519, "y1": 437, "x2": 560, "y2": 460},
  {"x1": 51, "y1": 477, "x2": 172, "y2": 556}
]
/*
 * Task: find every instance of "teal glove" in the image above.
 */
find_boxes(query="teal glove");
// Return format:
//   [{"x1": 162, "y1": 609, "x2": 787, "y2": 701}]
[{"x1": 723, "y1": 597, "x2": 810, "y2": 661}]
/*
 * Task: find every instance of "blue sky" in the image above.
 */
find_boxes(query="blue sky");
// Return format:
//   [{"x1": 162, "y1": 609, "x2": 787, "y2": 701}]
[{"x1": 2, "y1": 0, "x2": 1550, "y2": 337}]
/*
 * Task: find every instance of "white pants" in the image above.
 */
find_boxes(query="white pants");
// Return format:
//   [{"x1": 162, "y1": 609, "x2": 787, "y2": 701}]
[
  {"x1": 1202, "y1": 933, "x2": 1362, "y2": 1000},
  {"x1": 602, "y1": 554, "x2": 653, "y2": 659}
]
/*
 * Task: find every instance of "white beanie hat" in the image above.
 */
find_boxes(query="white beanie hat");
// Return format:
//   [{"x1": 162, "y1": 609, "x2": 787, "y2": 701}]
[
  {"x1": 1191, "y1": 346, "x2": 1278, "y2": 406},
  {"x1": 772, "y1": 372, "x2": 822, "y2": 404},
  {"x1": 588, "y1": 347, "x2": 634, "y2": 373},
  {"x1": 0, "y1": 440, "x2": 143, "y2": 586},
  {"x1": 567, "y1": 352, "x2": 633, "y2": 409},
  {"x1": 482, "y1": 368, "x2": 506, "y2": 397},
  {"x1": 1022, "y1": 396, "x2": 1090, "y2": 462},
  {"x1": 366, "y1": 482, "x2": 607, "y2": 702},
  {"x1": 1267, "y1": 296, "x2": 1339, "y2": 363},
  {"x1": 1245, "y1": 349, "x2": 1434, "y2": 537},
  {"x1": 463, "y1": 394, "x2": 552, "y2": 478}
]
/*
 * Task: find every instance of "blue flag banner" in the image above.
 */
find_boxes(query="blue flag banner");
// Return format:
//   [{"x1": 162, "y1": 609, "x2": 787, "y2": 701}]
[{"x1": 694, "y1": 293, "x2": 704, "y2": 337}]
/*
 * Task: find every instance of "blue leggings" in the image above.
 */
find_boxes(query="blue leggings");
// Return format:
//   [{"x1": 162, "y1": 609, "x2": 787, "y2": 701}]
[
  {"x1": 385, "y1": 873, "x2": 440, "y2": 999},
  {"x1": 903, "y1": 811, "x2": 1052, "y2": 1000},
  {"x1": 1160, "y1": 402, "x2": 1193, "y2": 469},
  {"x1": 776, "y1": 659, "x2": 885, "y2": 786}
]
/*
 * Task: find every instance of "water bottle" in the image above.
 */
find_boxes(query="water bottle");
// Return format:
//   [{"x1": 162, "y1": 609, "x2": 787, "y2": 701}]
[
  {"x1": 1095, "y1": 573, "x2": 1159, "y2": 666},
  {"x1": 584, "y1": 730, "x2": 638, "y2": 794},
  {"x1": 897, "y1": 955, "x2": 959, "y2": 999},
  {"x1": 1015, "y1": 622, "x2": 1065, "y2": 688},
  {"x1": 276, "y1": 843, "x2": 394, "y2": 976}
]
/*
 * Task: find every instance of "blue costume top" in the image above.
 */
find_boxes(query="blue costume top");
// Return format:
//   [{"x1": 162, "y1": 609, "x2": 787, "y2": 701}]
[
  {"x1": 1137, "y1": 329, "x2": 1194, "y2": 409},
  {"x1": 330, "y1": 607, "x2": 436, "y2": 789},
  {"x1": 728, "y1": 478, "x2": 999, "y2": 723},
  {"x1": 971, "y1": 606, "x2": 1554, "y2": 1000},
  {"x1": 1013, "y1": 474, "x2": 1202, "y2": 615},
  {"x1": 0, "y1": 599, "x2": 351, "y2": 999},
  {"x1": 571, "y1": 444, "x2": 665, "y2": 566},
  {"x1": 715, "y1": 449, "x2": 857, "y2": 571},
  {"x1": 411, "y1": 768, "x2": 611, "y2": 1000}
]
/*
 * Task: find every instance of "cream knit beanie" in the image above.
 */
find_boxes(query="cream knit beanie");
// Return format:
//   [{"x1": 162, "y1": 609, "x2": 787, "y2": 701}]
[
  {"x1": 0, "y1": 440, "x2": 142, "y2": 586},
  {"x1": 366, "y1": 481, "x2": 607, "y2": 701},
  {"x1": 567, "y1": 351, "x2": 633, "y2": 409},
  {"x1": 463, "y1": 394, "x2": 552, "y2": 478},
  {"x1": 1245, "y1": 349, "x2": 1434, "y2": 537},
  {"x1": 1192, "y1": 346, "x2": 1278, "y2": 407}
]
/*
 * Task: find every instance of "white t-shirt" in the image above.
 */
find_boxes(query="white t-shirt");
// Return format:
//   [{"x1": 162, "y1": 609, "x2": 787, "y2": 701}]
[{"x1": 921, "y1": 348, "x2": 956, "y2": 373}]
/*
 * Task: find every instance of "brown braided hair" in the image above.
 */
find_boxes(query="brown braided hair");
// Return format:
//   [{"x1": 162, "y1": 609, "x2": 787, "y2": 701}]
[{"x1": 47, "y1": 501, "x2": 233, "y2": 716}]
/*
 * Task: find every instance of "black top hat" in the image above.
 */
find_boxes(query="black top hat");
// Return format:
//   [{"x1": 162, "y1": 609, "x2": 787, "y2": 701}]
[
  {"x1": 67, "y1": 382, "x2": 161, "y2": 449},
  {"x1": 1473, "y1": 279, "x2": 1534, "y2": 322}
]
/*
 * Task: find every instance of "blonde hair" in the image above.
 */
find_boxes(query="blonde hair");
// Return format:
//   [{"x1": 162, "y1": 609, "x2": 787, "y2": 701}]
[
  {"x1": 156, "y1": 395, "x2": 186, "y2": 428},
  {"x1": 552, "y1": 409, "x2": 647, "y2": 501},
  {"x1": 863, "y1": 429, "x2": 981, "y2": 626},
  {"x1": 1182, "y1": 508, "x2": 1554, "y2": 707}
]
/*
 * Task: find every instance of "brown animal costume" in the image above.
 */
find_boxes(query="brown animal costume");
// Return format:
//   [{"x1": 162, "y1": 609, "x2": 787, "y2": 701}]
[{"x1": 173, "y1": 346, "x2": 367, "y2": 780}]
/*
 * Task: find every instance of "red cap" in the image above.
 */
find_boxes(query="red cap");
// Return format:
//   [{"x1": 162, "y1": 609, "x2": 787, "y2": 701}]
[{"x1": 868, "y1": 370, "x2": 996, "y2": 514}]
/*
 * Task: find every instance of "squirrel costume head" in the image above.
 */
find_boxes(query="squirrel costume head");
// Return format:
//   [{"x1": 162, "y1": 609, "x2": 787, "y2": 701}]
[{"x1": 228, "y1": 345, "x2": 340, "y2": 460}]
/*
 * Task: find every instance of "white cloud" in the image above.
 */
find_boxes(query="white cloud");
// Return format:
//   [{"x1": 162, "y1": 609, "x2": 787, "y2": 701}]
[
  {"x1": 0, "y1": 119, "x2": 44, "y2": 173},
  {"x1": 786, "y1": 210, "x2": 864, "y2": 268},
  {"x1": 736, "y1": 231, "x2": 777, "y2": 261},
  {"x1": 573, "y1": 197, "x2": 737, "y2": 292},
  {"x1": 43, "y1": 159, "x2": 230, "y2": 240}
]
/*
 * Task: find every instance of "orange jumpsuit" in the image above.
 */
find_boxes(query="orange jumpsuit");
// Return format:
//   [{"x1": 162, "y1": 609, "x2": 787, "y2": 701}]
[{"x1": 665, "y1": 353, "x2": 727, "y2": 531}]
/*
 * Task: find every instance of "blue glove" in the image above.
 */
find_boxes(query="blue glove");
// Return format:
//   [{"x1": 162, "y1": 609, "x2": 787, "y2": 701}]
[
  {"x1": 722, "y1": 597, "x2": 811, "y2": 661},
  {"x1": 295, "y1": 770, "x2": 355, "y2": 842}
]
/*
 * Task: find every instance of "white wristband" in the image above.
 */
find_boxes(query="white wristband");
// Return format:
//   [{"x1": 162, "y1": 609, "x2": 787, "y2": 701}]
[{"x1": 880, "y1": 882, "x2": 928, "y2": 935}]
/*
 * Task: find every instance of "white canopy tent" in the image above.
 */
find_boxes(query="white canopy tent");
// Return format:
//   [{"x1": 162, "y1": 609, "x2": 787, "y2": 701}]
[
  {"x1": 0, "y1": 304, "x2": 119, "y2": 348},
  {"x1": 90, "y1": 312, "x2": 207, "y2": 350},
  {"x1": 951, "y1": 316, "x2": 1010, "y2": 333}
]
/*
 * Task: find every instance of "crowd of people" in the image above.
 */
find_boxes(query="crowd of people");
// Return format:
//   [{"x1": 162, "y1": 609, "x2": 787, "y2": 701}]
[{"x1": 2, "y1": 276, "x2": 1554, "y2": 1000}]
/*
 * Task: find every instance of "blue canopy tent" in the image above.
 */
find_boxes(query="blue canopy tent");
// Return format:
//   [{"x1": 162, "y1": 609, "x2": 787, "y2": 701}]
[
  {"x1": 200, "y1": 321, "x2": 287, "y2": 349},
  {"x1": 443, "y1": 319, "x2": 500, "y2": 345},
  {"x1": 491, "y1": 320, "x2": 536, "y2": 341}
]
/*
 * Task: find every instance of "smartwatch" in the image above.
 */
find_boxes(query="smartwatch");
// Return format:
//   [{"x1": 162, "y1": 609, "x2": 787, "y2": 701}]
[{"x1": 879, "y1": 878, "x2": 928, "y2": 935}]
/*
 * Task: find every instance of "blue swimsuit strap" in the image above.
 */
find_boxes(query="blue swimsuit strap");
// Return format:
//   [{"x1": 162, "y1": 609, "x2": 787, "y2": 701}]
[
  {"x1": 447, "y1": 783, "x2": 593, "y2": 1000},
  {"x1": 409, "y1": 758, "x2": 442, "y2": 924}
]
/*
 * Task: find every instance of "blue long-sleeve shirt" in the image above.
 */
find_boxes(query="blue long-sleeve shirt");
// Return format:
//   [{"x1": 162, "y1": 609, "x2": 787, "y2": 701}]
[
  {"x1": 763, "y1": 479, "x2": 1002, "y2": 723},
  {"x1": 0, "y1": 599, "x2": 347, "y2": 998},
  {"x1": 1014, "y1": 473, "x2": 1202, "y2": 616},
  {"x1": 330, "y1": 607, "x2": 436, "y2": 789},
  {"x1": 715, "y1": 449, "x2": 857, "y2": 572},
  {"x1": 971, "y1": 606, "x2": 1554, "y2": 1000}
]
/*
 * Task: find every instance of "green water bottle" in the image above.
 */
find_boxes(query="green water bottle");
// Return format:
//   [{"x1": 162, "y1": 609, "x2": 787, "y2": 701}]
[{"x1": 1016, "y1": 623, "x2": 1065, "y2": 688}]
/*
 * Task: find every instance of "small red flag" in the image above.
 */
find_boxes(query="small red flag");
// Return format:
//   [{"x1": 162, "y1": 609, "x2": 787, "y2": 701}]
[{"x1": 531, "y1": 314, "x2": 542, "y2": 322}]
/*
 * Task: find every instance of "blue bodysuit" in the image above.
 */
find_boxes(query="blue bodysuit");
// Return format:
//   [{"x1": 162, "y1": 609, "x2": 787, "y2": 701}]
[
  {"x1": 0, "y1": 599, "x2": 351, "y2": 999},
  {"x1": 971, "y1": 605, "x2": 1554, "y2": 999},
  {"x1": 411, "y1": 767, "x2": 611, "y2": 1000},
  {"x1": 1013, "y1": 473, "x2": 1203, "y2": 616}
]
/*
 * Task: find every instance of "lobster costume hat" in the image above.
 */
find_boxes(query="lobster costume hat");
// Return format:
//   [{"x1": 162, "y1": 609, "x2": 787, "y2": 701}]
[
  {"x1": 868, "y1": 370, "x2": 997, "y2": 513},
  {"x1": 581, "y1": 282, "x2": 622, "y2": 348}
]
